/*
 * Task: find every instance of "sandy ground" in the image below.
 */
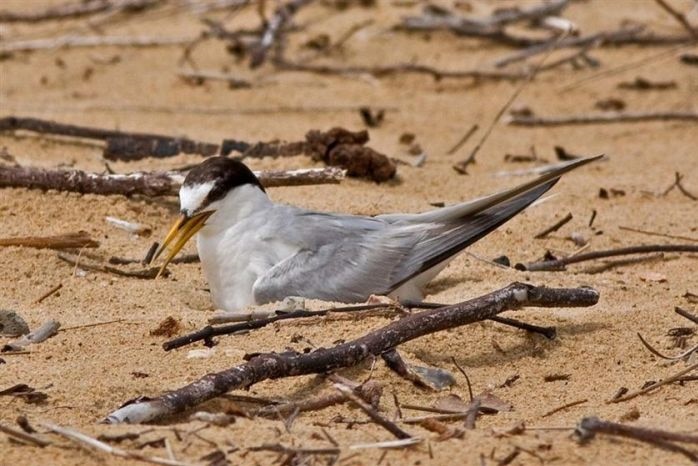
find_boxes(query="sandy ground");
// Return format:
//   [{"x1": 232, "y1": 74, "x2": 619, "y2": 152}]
[{"x1": 1, "y1": 1, "x2": 697, "y2": 465}]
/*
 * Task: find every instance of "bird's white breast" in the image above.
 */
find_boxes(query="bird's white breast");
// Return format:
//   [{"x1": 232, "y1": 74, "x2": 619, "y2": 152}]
[{"x1": 195, "y1": 185, "x2": 298, "y2": 312}]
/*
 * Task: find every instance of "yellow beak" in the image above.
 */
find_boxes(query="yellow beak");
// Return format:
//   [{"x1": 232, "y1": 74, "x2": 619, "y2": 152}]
[{"x1": 152, "y1": 211, "x2": 213, "y2": 277}]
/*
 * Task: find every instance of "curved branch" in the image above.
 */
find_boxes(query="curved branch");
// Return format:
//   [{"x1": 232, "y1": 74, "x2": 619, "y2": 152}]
[{"x1": 104, "y1": 283, "x2": 598, "y2": 423}]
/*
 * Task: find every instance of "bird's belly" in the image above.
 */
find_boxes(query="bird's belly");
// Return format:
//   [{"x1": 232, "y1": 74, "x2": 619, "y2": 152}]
[{"x1": 196, "y1": 228, "x2": 296, "y2": 312}]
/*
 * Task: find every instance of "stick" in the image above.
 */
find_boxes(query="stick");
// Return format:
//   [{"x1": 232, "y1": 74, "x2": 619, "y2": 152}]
[
  {"x1": 446, "y1": 124, "x2": 479, "y2": 155},
  {"x1": 334, "y1": 384, "x2": 413, "y2": 440},
  {"x1": 41, "y1": 422, "x2": 193, "y2": 466},
  {"x1": 676, "y1": 306, "x2": 698, "y2": 325},
  {"x1": 516, "y1": 244, "x2": 698, "y2": 271},
  {"x1": 274, "y1": 59, "x2": 526, "y2": 81},
  {"x1": 653, "y1": 0, "x2": 698, "y2": 39},
  {"x1": 104, "y1": 283, "x2": 598, "y2": 423},
  {"x1": 0, "y1": 232, "x2": 98, "y2": 249},
  {"x1": 0, "y1": 116, "x2": 219, "y2": 160},
  {"x1": 178, "y1": 69, "x2": 253, "y2": 89},
  {"x1": 35, "y1": 283, "x2": 63, "y2": 304},
  {"x1": 162, "y1": 303, "x2": 399, "y2": 351},
  {"x1": 2, "y1": 320, "x2": 61, "y2": 352},
  {"x1": 619, "y1": 226, "x2": 698, "y2": 243},
  {"x1": 0, "y1": 165, "x2": 346, "y2": 197},
  {"x1": 534, "y1": 213, "x2": 573, "y2": 239},
  {"x1": 541, "y1": 398, "x2": 587, "y2": 418},
  {"x1": 0, "y1": 0, "x2": 157, "y2": 23},
  {"x1": 57, "y1": 252, "x2": 163, "y2": 279},
  {"x1": 576, "y1": 416, "x2": 698, "y2": 462},
  {"x1": 0, "y1": 35, "x2": 195, "y2": 53},
  {"x1": 0, "y1": 422, "x2": 51, "y2": 447},
  {"x1": 609, "y1": 362, "x2": 698, "y2": 403},
  {"x1": 509, "y1": 111, "x2": 698, "y2": 126}
]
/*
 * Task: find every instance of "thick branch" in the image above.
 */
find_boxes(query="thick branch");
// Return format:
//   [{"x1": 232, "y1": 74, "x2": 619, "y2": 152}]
[
  {"x1": 104, "y1": 283, "x2": 598, "y2": 423},
  {"x1": 0, "y1": 35, "x2": 194, "y2": 53},
  {"x1": 0, "y1": 0, "x2": 158, "y2": 23},
  {"x1": 0, "y1": 165, "x2": 346, "y2": 197}
]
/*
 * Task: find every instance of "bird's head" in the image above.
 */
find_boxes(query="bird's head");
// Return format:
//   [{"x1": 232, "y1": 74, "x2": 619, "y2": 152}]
[{"x1": 152, "y1": 157, "x2": 265, "y2": 276}]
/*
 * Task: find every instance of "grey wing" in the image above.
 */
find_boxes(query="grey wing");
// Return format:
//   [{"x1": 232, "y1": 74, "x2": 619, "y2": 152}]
[{"x1": 252, "y1": 212, "x2": 422, "y2": 304}]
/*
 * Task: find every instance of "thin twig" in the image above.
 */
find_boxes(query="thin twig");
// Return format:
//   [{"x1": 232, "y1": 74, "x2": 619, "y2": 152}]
[
  {"x1": 35, "y1": 283, "x2": 63, "y2": 304},
  {"x1": 576, "y1": 416, "x2": 698, "y2": 462},
  {"x1": 534, "y1": 213, "x2": 573, "y2": 239},
  {"x1": 509, "y1": 111, "x2": 698, "y2": 126},
  {"x1": 0, "y1": 422, "x2": 51, "y2": 447},
  {"x1": 541, "y1": 398, "x2": 588, "y2": 418},
  {"x1": 676, "y1": 307, "x2": 698, "y2": 325},
  {"x1": 517, "y1": 244, "x2": 698, "y2": 271},
  {"x1": 619, "y1": 226, "x2": 698, "y2": 243},
  {"x1": 653, "y1": 0, "x2": 698, "y2": 39},
  {"x1": 0, "y1": 35, "x2": 195, "y2": 53},
  {"x1": 453, "y1": 31, "x2": 568, "y2": 174},
  {"x1": 446, "y1": 124, "x2": 479, "y2": 155},
  {"x1": 637, "y1": 333, "x2": 698, "y2": 361},
  {"x1": 41, "y1": 422, "x2": 193, "y2": 466},
  {"x1": 334, "y1": 384, "x2": 413, "y2": 440},
  {"x1": 609, "y1": 362, "x2": 698, "y2": 403}
]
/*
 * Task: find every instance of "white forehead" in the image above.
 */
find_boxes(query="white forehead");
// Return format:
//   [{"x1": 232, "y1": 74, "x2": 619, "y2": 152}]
[{"x1": 179, "y1": 181, "x2": 215, "y2": 216}]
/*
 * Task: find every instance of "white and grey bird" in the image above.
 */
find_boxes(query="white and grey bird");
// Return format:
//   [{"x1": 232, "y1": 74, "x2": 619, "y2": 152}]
[{"x1": 153, "y1": 155, "x2": 600, "y2": 312}]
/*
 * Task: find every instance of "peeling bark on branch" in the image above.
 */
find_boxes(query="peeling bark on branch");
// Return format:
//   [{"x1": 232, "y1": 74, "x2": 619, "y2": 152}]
[{"x1": 104, "y1": 283, "x2": 598, "y2": 424}]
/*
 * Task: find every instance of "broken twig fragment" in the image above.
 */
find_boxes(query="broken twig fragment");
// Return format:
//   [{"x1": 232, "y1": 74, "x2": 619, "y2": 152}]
[
  {"x1": 0, "y1": 231, "x2": 98, "y2": 249},
  {"x1": 2, "y1": 320, "x2": 60, "y2": 352}
]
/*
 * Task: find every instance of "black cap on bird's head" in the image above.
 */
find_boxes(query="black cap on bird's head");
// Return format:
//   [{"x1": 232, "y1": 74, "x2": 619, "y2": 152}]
[
  {"x1": 180, "y1": 157, "x2": 265, "y2": 217},
  {"x1": 152, "y1": 157, "x2": 264, "y2": 276}
]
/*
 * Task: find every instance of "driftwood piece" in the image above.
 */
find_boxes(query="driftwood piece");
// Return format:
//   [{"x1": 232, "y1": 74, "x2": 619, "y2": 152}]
[
  {"x1": 0, "y1": 116, "x2": 219, "y2": 161},
  {"x1": 0, "y1": 0, "x2": 158, "y2": 23},
  {"x1": 508, "y1": 111, "x2": 698, "y2": 126},
  {"x1": 0, "y1": 164, "x2": 346, "y2": 197},
  {"x1": 2, "y1": 320, "x2": 61, "y2": 352},
  {"x1": 0, "y1": 231, "x2": 98, "y2": 249},
  {"x1": 104, "y1": 283, "x2": 598, "y2": 423}
]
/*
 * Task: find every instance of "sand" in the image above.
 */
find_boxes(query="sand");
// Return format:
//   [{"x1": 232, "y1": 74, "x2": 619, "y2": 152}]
[{"x1": 1, "y1": 1, "x2": 697, "y2": 465}]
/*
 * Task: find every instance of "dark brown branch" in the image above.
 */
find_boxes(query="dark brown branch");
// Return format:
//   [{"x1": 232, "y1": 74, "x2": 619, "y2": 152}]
[
  {"x1": 609, "y1": 362, "x2": 698, "y2": 403},
  {"x1": 0, "y1": 116, "x2": 219, "y2": 161},
  {"x1": 0, "y1": 422, "x2": 50, "y2": 447},
  {"x1": 509, "y1": 111, "x2": 698, "y2": 126},
  {"x1": 576, "y1": 416, "x2": 698, "y2": 462},
  {"x1": 0, "y1": 0, "x2": 157, "y2": 23},
  {"x1": 0, "y1": 164, "x2": 345, "y2": 197},
  {"x1": 104, "y1": 283, "x2": 598, "y2": 423},
  {"x1": 516, "y1": 244, "x2": 698, "y2": 271},
  {"x1": 534, "y1": 212, "x2": 573, "y2": 239},
  {"x1": 0, "y1": 232, "x2": 98, "y2": 249},
  {"x1": 57, "y1": 252, "x2": 163, "y2": 279}
]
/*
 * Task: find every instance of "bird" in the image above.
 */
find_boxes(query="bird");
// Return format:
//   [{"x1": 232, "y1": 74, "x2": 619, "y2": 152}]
[{"x1": 153, "y1": 155, "x2": 601, "y2": 312}]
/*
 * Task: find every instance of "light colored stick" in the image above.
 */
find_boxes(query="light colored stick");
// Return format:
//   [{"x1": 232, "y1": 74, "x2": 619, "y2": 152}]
[
  {"x1": 0, "y1": 35, "x2": 195, "y2": 53},
  {"x1": 41, "y1": 423, "x2": 194, "y2": 466},
  {"x1": 0, "y1": 422, "x2": 51, "y2": 447}
]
